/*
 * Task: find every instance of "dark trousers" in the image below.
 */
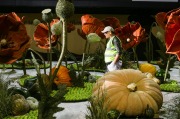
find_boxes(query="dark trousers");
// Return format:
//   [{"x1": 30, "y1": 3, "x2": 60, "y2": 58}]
[{"x1": 105, "y1": 62, "x2": 112, "y2": 72}]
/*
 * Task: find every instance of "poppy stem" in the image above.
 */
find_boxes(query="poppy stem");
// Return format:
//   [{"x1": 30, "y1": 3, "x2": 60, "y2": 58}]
[
  {"x1": 28, "y1": 48, "x2": 46, "y2": 74},
  {"x1": 47, "y1": 23, "x2": 52, "y2": 78},
  {"x1": 132, "y1": 47, "x2": 139, "y2": 69},
  {"x1": 164, "y1": 54, "x2": 171, "y2": 82},
  {"x1": 51, "y1": 19, "x2": 67, "y2": 84},
  {"x1": 22, "y1": 51, "x2": 28, "y2": 75},
  {"x1": 83, "y1": 40, "x2": 88, "y2": 54}
]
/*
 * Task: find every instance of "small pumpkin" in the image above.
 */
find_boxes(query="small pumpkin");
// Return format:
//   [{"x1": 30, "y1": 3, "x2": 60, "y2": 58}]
[
  {"x1": 11, "y1": 94, "x2": 30, "y2": 116},
  {"x1": 26, "y1": 97, "x2": 39, "y2": 110},
  {"x1": 92, "y1": 69, "x2": 163, "y2": 117},
  {"x1": 144, "y1": 72, "x2": 160, "y2": 84},
  {"x1": 88, "y1": 75, "x2": 97, "y2": 83},
  {"x1": 51, "y1": 66, "x2": 72, "y2": 86},
  {"x1": 139, "y1": 63, "x2": 157, "y2": 76}
]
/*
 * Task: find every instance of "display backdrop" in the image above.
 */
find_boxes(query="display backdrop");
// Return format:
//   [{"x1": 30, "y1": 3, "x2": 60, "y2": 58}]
[{"x1": 0, "y1": 0, "x2": 179, "y2": 14}]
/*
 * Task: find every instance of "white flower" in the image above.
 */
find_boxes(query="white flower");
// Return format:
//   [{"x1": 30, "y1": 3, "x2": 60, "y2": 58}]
[{"x1": 86, "y1": 33, "x2": 101, "y2": 43}]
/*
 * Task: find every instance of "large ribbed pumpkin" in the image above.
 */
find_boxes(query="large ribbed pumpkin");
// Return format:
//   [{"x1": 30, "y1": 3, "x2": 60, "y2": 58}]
[{"x1": 92, "y1": 69, "x2": 163, "y2": 117}]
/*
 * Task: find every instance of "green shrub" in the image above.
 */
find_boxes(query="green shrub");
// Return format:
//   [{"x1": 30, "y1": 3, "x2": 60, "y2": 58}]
[{"x1": 0, "y1": 72, "x2": 13, "y2": 118}]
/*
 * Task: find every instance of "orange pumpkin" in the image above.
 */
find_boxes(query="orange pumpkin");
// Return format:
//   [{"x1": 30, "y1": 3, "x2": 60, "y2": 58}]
[
  {"x1": 139, "y1": 63, "x2": 157, "y2": 76},
  {"x1": 93, "y1": 69, "x2": 163, "y2": 117},
  {"x1": 51, "y1": 66, "x2": 72, "y2": 86}
]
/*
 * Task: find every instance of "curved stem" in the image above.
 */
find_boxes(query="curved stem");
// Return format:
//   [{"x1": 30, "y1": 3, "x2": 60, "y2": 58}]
[
  {"x1": 22, "y1": 50, "x2": 28, "y2": 75},
  {"x1": 132, "y1": 47, "x2": 139, "y2": 69},
  {"x1": 83, "y1": 40, "x2": 88, "y2": 54},
  {"x1": 28, "y1": 48, "x2": 46, "y2": 74},
  {"x1": 47, "y1": 23, "x2": 52, "y2": 78},
  {"x1": 51, "y1": 19, "x2": 67, "y2": 83},
  {"x1": 164, "y1": 55, "x2": 171, "y2": 82}
]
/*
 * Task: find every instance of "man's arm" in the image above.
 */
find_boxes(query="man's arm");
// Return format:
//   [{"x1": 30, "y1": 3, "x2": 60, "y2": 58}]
[{"x1": 113, "y1": 37, "x2": 122, "y2": 64}]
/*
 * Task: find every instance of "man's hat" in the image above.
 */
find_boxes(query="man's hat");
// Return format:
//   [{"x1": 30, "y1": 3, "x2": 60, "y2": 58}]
[{"x1": 101, "y1": 26, "x2": 114, "y2": 33}]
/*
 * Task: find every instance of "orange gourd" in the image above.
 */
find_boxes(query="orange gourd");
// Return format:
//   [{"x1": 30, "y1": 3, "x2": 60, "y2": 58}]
[
  {"x1": 51, "y1": 66, "x2": 72, "y2": 86},
  {"x1": 139, "y1": 63, "x2": 157, "y2": 76},
  {"x1": 92, "y1": 69, "x2": 163, "y2": 117}
]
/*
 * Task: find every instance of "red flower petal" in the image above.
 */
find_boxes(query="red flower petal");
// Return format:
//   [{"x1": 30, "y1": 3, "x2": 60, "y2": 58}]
[
  {"x1": 155, "y1": 12, "x2": 167, "y2": 29},
  {"x1": 115, "y1": 22, "x2": 146, "y2": 50},
  {"x1": 80, "y1": 14, "x2": 105, "y2": 39},
  {"x1": 0, "y1": 13, "x2": 30, "y2": 64},
  {"x1": 102, "y1": 17, "x2": 121, "y2": 29},
  {"x1": 34, "y1": 20, "x2": 59, "y2": 49},
  {"x1": 165, "y1": 8, "x2": 180, "y2": 58}
]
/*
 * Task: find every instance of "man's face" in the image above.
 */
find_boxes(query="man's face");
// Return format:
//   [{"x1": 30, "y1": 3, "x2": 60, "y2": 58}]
[{"x1": 104, "y1": 31, "x2": 111, "y2": 39}]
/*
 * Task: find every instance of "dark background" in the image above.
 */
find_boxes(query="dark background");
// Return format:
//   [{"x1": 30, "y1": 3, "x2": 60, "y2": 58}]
[
  {"x1": 1, "y1": 0, "x2": 179, "y2": 61},
  {"x1": 0, "y1": 0, "x2": 179, "y2": 14}
]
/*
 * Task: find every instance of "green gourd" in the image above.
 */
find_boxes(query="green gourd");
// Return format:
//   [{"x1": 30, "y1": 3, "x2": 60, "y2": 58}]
[
  {"x1": 11, "y1": 94, "x2": 30, "y2": 116},
  {"x1": 26, "y1": 97, "x2": 39, "y2": 110}
]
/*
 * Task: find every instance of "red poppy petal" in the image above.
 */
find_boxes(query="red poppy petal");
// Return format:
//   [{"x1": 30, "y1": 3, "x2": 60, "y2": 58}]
[
  {"x1": 165, "y1": 14, "x2": 180, "y2": 49},
  {"x1": 80, "y1": 15, "x2": 105, "y2": 39},
  {"x1": 67, "y1": 23, "x2": 75, "y2": 33},
  {"x1": 102, "y1": 17, "x2": 121, "y2": 28},
  {"x1": 155, "y1": 12, "x2": 167, "y2": 29},
  {"x1": 34, "y1": 23, "x2": 49, "y2": 46},
  {"x1": 167, "y1": 29, "x2": 180, "y2": 53},
  {"x1": 8, "y1": 12, "x2": 22, "y2": 22}
]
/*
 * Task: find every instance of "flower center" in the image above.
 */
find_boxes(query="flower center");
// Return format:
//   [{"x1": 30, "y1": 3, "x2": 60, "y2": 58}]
[{"x1": 0, "y1": 39, "x2": 7, "y2": 48}]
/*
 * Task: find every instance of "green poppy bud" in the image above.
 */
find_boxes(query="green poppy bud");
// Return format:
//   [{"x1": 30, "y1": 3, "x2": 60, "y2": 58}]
[
  {"x1": 33, "y1": 19, "x2": 41, "y2": 26},
  {"x1": 86, "y1": 33, "x2": 101, "y2": 43},
  {"x1": 51, "y1": 21, "x2": 62, "y2": 35}
]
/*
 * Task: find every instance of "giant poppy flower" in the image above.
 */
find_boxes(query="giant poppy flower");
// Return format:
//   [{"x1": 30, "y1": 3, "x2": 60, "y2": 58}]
[
  {"x1": 77, "y1": 14, "x2": 105, "y2": 40},
  {"x1": 34, "y1": 19, "x2": 60, "y2": 49},
  {"x1": 77, "y1": 14, "x2": 121, "y2": 40},
  {"x1": 155, "y1": 8, "x2": 180, "y2": 60},
  {"x1": 115, "y1": 22, "x2": 146, "y2": 50},
  {"x1": 102, "y1": 17, "x2": 121, "y2": 29},
  {"x1": 34, "y1": 19, "x2": 75, "y2": 49},
  {"x1": 0, "y1": 12, "x2": 30, "y2": 64},
  {"x1": 67, "y1": 22, "x2": 75, "y2": 33}
]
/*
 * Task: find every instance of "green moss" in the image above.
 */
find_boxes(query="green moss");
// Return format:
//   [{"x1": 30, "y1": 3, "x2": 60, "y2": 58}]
[
  {"x1": 160, "y1": 80, "x2": 180, "y2": 92},
  {"x1": 0, "y1": 59, "x2": 50, "y2": 69},
  {"x1": 51, "y1": 82, "x2": 94, "y2": 102},
  {"x1": 4, "y1": 110, "x2": 38, "y2": 119},
  {"x1": 67, "y1": 63, "x2": 105, "y2": 72}
]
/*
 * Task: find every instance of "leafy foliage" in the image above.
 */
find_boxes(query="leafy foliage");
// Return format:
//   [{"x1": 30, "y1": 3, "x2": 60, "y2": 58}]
[
  {"x1": 155, "y1": 34, "x2": 177, "y2": 70},
  {"x1": 0, "y1": 73, "x2": 13, "y2": 119},
  {"x1": 86, "y1": 87, "x2": 109, "y2": 119}
]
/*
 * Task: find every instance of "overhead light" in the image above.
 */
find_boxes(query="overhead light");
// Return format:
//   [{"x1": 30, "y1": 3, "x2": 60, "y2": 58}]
[{"x1": 132, "y1": 0, "x2": 178, "y2": 2}]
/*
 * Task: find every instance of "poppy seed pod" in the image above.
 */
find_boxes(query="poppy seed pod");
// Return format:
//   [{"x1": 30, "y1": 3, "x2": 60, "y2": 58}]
[
  {"x1": 42, "y1": 9, "x2": 53, "y2": 23},
  {"x1": 56, "y1": 0, "x2": 74, "y2": 19}
]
